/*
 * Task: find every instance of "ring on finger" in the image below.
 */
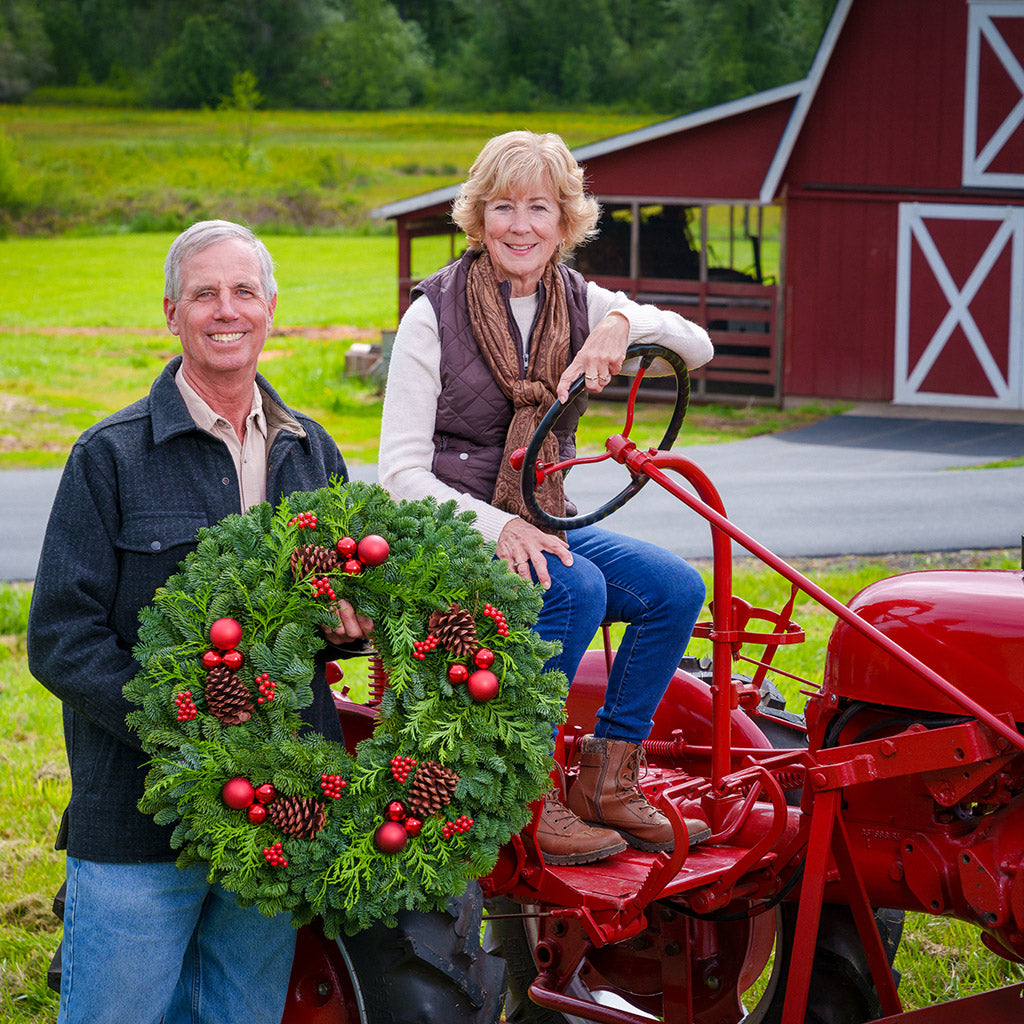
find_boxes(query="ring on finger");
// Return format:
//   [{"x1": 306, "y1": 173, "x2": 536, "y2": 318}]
[
  {"x1": 585, "y1": 374, "x2": 598, "y2": 381},
  {"x1": 598, "y1": 373, "x2": 611, "y2": 382}
]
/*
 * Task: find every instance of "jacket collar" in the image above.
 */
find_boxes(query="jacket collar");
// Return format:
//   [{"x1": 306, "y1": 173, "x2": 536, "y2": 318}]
[{"x1": 150, "y1": 356, "x2": 306, "y2": 448}]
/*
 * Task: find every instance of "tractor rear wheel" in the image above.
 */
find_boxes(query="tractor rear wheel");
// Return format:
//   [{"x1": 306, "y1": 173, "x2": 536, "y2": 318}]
[{"x1": 283, "y1": 882, "x2": 507, "y2": 1024}]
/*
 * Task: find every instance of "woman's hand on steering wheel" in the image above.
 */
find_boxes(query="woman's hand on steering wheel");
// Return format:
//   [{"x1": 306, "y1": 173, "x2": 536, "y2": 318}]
[
  {"x1": 556, "y1": 312, "x2": 629, "y2": 403},
  {"x1": 496, "y1": 516, "x2": 572, "y2": 589}
]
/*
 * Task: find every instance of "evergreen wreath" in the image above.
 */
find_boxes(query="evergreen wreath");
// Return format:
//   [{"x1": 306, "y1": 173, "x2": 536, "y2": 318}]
[{"x1": 124, "y1": 479, "x2": 565, "y2": 936}]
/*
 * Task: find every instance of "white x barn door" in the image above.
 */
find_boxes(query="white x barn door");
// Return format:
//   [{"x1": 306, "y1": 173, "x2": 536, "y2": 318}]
[
  {"x1": 894, "y1": 203, "x2": 1024, "y2": 408},
  {"x1": 963, "y1": 1, "x2": 1024, "y2": 188}
]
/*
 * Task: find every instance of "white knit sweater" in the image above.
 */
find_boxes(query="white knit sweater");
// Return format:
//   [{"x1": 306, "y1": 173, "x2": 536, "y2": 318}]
[{"x1": 378, "y1": 280, "x2": 713, "y2": 543}]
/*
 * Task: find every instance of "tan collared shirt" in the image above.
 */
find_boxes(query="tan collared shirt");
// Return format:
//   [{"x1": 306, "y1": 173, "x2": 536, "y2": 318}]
[{"x1": 175, "y1": 367, "x2": 268, "y2": 510}]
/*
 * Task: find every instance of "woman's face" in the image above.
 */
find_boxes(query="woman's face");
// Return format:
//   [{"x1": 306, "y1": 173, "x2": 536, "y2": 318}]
[{"x1": 481, "y1": 179, "x2": 563, "y2": 297}]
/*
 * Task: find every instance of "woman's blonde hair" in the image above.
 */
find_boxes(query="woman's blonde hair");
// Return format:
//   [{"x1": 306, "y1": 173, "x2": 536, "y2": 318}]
[{"x1": 451, "y1": 131, "x2": 600, "y2": 259}]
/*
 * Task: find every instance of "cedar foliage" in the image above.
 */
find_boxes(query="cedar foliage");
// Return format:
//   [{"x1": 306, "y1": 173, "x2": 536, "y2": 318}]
[{"x1": 124, "y1": 479, "x2": 564, "y2": 935}]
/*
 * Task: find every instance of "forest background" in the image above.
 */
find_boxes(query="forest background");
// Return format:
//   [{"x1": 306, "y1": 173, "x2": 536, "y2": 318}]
[{"x1": 2, "y1": 1, "x2": 838, "y2": 150}]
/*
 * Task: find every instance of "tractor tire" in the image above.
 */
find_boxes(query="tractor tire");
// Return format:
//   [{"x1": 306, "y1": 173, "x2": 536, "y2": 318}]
[
  {"x1": 745, "y1": 904, "x2": 904, "y2": 1024},
  {"x1": 484, "y1": 897, "x2": 901, "y2": 1024},
  {"x1": 330, "y1": 881, "x2": 507, "y2": 1024}
]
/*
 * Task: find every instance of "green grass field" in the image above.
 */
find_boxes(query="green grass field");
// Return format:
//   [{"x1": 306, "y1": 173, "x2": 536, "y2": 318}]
[{"x1": 1, "y1": 107, "x2": 653, "y2": 236}]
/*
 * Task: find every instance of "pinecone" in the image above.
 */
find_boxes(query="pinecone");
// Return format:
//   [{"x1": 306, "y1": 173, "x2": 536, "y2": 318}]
[
  {"x1": 407, "y1": 760, "x2": 460, "y2": 818},
  {"x1": 428, "y1": 603, "x2": 478, "y2": 657},
  {"x1": 204, "y1": 664, "x2": 254, "y2": 726},
  {"x1": 290, "y1": 544, "x2": 339, "y2": 579},
  {"x1": 267, "y1": 795, "x2": 327, "y2": 839}
]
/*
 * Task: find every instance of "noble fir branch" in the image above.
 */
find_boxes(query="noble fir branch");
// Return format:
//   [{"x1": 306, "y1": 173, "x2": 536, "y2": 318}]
[{"x1": 123, "y1": 479, "x2": 560, "y2": 932}]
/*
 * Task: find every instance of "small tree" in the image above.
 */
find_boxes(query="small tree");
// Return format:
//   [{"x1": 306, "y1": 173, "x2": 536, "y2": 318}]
[{"x1": 219, "y1": 70, "x2": 263, "y2": 169}]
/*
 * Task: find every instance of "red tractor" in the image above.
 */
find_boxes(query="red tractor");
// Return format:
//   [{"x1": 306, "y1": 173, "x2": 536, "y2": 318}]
[{"x1": 280, "y1": 346, "x2": 1024, "y2": 1023}]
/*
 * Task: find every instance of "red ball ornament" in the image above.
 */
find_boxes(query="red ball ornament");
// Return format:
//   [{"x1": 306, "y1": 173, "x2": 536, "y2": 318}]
[
  {"x1": 254, "y1": 783, "x2": 277, "y2": 805},
  {"x1": 374, "y1": 820, "x2": 408, "y2": 854},
  {"x1": 221, "y1": 649, "x2": 244, "y2": 671},
  {"x1": 467, "y1": 669, "x2": 500, "y2": 703},
  {"x1": 357, "y1": 534, "x2": 390, "y2": 567},
  {"x1": 335, "y1": 536, "x2": 358, "y2": 559},
  {"x1": 386, "y1": 800, "x2": 407, "y2": 821},
  {"x1": 201, "y1": 649, "x2": 222, "y2": 669},
  {"x1": 222, "y1": 777, "x2": 255, "y2": 810},
  {"x1": 343, "y1": 559, "x2": 363, "y2": 576},
  {"x1": 473, "y1": 647, "x2": 495, "y2": 669},
  {"x1": 448, "y1": 663, "x2": 469, "y2": 685},
  {"x1": 325, "y1": 661, "x2": 343, "y2": 685},
  {"x1": 404, "y1": 817, "x2": 423, "y2": 837},
  {"x1": 209, "y1": 617, "x2": 243, "y2": 651},
  {"x1": 247, "y1": 803, "x2": 268, "y2": 824}
]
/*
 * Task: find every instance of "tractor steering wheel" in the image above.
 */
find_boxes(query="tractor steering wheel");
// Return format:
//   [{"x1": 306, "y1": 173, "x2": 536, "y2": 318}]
[{"x1": 520, "y1": 343, "x2": 690, "y2": 531}]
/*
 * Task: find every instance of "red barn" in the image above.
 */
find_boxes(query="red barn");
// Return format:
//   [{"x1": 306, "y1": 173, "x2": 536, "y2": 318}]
[{"x1": 376, "y1": 0, "x2": 1024, "y2": 410}]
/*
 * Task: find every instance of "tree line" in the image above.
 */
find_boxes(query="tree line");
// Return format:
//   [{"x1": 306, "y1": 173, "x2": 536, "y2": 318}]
[{"x1": 3, "y1": 0, "x2": 836, "y2": 113}]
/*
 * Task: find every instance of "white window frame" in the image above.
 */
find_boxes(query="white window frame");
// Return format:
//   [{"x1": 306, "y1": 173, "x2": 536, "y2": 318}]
[{"x1": 963, "y1": 1, "x2": 1024, "y2": 188}]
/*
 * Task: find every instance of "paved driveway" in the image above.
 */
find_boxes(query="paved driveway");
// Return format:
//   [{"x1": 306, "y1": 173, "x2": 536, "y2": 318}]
[
  {"x1": 565, "y1": 414, "x2": 1024, "y2": 560},
  {"x1": 3, "y1": 414, "x2": 1023, "y2": 581}
]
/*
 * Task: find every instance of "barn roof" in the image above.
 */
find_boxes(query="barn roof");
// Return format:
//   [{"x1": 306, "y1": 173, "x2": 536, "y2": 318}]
[{"x1": 373, "y1": 0, "x2": 856, "y2": 220}]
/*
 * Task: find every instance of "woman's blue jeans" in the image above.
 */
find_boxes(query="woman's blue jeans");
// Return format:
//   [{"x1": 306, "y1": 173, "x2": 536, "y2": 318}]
[
  {"x1": 533, "y1": 525, "x2": 705, "y2": 744},
  {"x1": 57, "y1": 856, "x2": 297, "y2": 1024}
]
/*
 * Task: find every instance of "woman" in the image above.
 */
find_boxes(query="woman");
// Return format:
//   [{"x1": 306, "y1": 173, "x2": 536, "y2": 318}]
[{"x1": 379, "y1": 131, "x2": 714, "y2": 865}]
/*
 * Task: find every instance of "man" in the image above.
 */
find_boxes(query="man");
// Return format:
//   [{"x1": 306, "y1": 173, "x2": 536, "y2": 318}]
[{"x1": 28, "y1": 220, "x2": 370, "y2": 1024}]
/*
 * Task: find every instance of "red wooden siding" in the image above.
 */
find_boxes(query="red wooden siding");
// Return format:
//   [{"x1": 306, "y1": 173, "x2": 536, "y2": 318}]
[
  {"x1": 787, "y1": 0, "x2": 968, "y2": 191},
  {"x1": 581, "y1": 101, "x2": 795, "y2": 200},
  {"x1": 783, "y1": 194, "x2": 900, "y2": 401}
]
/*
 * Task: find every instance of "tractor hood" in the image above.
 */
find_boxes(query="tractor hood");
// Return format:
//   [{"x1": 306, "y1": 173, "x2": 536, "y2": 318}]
[{"x1": 823, "y1": 570, "x2": 1024, "y2": 722}]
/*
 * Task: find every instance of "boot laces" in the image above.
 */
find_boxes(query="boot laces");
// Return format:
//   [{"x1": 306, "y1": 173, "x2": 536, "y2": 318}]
[
  {"x1": 543, "y1": 791, "x2": 584, "y2": 831},
  {"x1": 623, "y1": 747, "x2": 662, "y2": 821}
]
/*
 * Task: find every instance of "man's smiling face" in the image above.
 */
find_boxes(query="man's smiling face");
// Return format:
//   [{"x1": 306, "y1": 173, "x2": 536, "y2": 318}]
[{"x1": 164, "y1": 237, "x2": 277, "y2": 392}]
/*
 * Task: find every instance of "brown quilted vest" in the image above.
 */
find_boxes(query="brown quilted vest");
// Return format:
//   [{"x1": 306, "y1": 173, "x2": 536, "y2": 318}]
[{"x1": 412, "y1": 250, "x2": 591, "y2": 505}]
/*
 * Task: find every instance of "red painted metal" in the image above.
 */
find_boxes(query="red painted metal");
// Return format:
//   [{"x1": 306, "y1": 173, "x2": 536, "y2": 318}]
[{"x1": 285, "y1": 394, "x2": 1024, "y2": 1021}]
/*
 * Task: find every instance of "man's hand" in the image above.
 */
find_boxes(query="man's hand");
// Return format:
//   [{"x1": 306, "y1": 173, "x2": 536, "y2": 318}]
[{"x1": 322, "y1": 599, "x2": 374, "y2": 645}]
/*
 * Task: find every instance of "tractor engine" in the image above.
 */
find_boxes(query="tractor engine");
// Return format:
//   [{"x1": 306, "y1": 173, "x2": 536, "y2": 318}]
[{"x1": 807, "y1": 570, "x2": 1024, "y2": 963}]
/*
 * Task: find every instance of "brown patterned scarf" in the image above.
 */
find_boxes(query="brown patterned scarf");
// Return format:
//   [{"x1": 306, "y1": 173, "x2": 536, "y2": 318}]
[{"x1": 466, "y1": 250, "x2": 569, "y2": 532}]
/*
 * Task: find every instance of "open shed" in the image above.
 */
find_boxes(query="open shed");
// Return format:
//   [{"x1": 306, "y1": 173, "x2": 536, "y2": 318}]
[{"x1": 375, "y1": 0, "x2": 1024, "y2": 410}]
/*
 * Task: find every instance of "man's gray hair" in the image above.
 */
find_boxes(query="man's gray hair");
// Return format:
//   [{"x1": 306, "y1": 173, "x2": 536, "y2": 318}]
[{"x1": 164, "y1": 220, "x2": 277, "y2": 301}]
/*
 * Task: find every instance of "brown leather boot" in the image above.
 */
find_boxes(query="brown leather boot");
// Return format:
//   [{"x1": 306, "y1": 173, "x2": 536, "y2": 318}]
[
  {"x1": 534, "y1": 791, "x2": 628, "y2": 865},
  {"x1": 567, "y1": 735, "x2": 711, "y2": 852}
]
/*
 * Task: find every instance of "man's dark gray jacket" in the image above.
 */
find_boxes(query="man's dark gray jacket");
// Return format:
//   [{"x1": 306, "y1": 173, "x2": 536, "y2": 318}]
[{"x1": 28, "y1": 357, "x2": 348, "y2": 862}]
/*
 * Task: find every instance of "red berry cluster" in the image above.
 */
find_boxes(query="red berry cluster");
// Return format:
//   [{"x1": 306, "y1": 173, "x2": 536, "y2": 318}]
[
  {"x1": 174, "y1": 690, "x2": 197, "y2": 722},
  {"x1": 320, "y1": 773, "x2": 347, "y2": 798},
  {"x1": 412, "y1": 634, "x2": 439, "y2": 660},
  {"x1": 289, "y1": 512, "x2": 318, "y2": 529},
  {"x1": 256, "y1": 673, "x2": 277, "y2": 704},
  {"x1": 390, "y1": 755, "x2": 417, "y2": 782},
  {"x1": 312, "y1": 576, "x2": 337, "y2": 600},
  {"x1": 441, "y1": 815, "x2": 474, "y2": 839},
  {"x1": 482, "y1": 604, "x2": 509, "y2": 637},
  {"x1": 263, "y1": 841, "x2": 288, "y2": 866}
]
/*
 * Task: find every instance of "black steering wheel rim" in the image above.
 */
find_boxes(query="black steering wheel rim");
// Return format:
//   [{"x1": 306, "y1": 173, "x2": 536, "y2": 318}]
[{"x1": 521, "y1": 343, "x2": 690, "y2": 530}]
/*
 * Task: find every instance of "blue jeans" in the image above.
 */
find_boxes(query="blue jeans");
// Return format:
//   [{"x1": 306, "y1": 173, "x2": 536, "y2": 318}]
[
  {"x1": 58, "y1": 857, "x2": 297, "y2": 1024},
  {"x1": 534, "y1": 525, "x2": 705, "y2": 744}
]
